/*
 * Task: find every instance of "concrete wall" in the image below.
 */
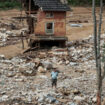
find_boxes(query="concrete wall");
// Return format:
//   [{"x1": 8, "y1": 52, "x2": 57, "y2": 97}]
[{"x1": 34, "y1": 10, "x2": 66, "y2": 36}]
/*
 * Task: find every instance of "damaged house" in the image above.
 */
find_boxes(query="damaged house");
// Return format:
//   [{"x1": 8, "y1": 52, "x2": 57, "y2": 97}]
[{"x1": 23, "y1": 0, "x2": 70, "y2": 48}]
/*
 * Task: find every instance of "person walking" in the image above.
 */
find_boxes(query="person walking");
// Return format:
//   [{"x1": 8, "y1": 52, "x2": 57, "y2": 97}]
[{"x1": 51, "y1": 67, "x2": 58, "y2": 89}]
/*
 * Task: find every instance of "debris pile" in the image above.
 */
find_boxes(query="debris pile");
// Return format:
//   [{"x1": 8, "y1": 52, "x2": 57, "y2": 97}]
[
  {"x1": 0, "y1": 33, "x2": 105, "y2": 104},
  {"x1": 0, "y1": 18, "x2": 28, "y2": 46}
]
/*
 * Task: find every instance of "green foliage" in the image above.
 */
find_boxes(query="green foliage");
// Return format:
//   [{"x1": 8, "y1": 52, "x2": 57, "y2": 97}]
[
  {"x1": 0, "y1": 0, "x2": 21, "y2": 10},
  {"x1": 68, "y1": 0, "x2": 105, "y2": 6}
]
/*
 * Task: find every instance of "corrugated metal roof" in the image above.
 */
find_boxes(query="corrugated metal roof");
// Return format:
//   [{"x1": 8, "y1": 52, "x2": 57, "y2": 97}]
[{"x1": 33, "y1": 0, "x2": 70, "y2": 11}]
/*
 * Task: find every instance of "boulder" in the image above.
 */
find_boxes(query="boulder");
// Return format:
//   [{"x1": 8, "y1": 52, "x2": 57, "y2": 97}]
[
  {"x1": 6, "y1": 71, "x2": 16, "y2": 77},
  {"x1": 38, "y1": 96, "x2": 45, "y2": 103},
  {"x1": 72, "y1": 89, "x2": 80, "y2": 95},
  {"x1": 20, "y1": 68, "x2": 36, "y2": 76},
  {"x1": 34, "y1": 58, "x2": 40, "y2": 66},
  {"x1": 6, "y1": 31, "x2": 13, "y2": 36},
  {"x1": 45, "y1": 94, "x2": 57, "y2": 104},
  {"x1": 92, "y1": 97, "x2": 97, "y2": 103},
  {"x1": 0, "y1": 54, "x2": 5, "y2": 60},
  {"x1": 38, "y1": 66, "x2": 46, "y2": 73},
  {"x1": 1, "y1": 95, "x2": 8, "y2": 101},
  {"x1": 74, "y1": 96, "x2": 85, "y2": 102},
  {"x1": 58, "y1": 61, "x2": 63, "y2": 65},
  {"x1": 42, "y1": 61, "x2": 53, "y2": 70},
  {"x1": 66, "y1": 60, "x2": 70, "y2": 65}
]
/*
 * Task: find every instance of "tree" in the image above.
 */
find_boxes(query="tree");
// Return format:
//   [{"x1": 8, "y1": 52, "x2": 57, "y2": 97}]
[
  {"x1": 68, "y1": 0, "x2": 105, "y2": 5},
  {"x1": 92, "y1": 0, "x2": 105, "y2": 105}
]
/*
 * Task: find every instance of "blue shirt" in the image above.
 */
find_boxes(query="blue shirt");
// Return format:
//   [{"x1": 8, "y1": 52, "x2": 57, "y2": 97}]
[{"x1": 51, "y1": 71, "x2": 58, "y2": 79}]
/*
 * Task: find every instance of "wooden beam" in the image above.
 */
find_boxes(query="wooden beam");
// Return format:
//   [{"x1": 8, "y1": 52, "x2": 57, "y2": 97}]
[
  {"x1": 26, "y1": 11, "x2": 37, "y2": 14},
  {"x1": 29, "y1": 0, "x2": 31, "y2": 15}
]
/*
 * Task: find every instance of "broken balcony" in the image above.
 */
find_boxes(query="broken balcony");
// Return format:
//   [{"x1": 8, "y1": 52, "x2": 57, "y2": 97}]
[{"x1": 28, "y1": 34, "x2": 68, "y2": 48}]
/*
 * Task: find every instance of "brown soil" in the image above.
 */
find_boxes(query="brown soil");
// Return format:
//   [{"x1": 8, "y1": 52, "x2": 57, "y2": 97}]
[
  {"x1": 0, "y1": 41, "x2": 29, "y2": 58},
  {"x1": 66, "y1": 7, "x2": 105, "y2": 40},
  {"x1": 0, "y1": 9, "x2": 25, "y2": 18},
  {"x1": 0, "y1": 9, "x2": 27, "y2": 58}
]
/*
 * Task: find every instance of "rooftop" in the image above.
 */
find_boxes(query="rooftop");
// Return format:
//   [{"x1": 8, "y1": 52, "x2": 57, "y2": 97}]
[{"x1": 33, "y1": 0, "x2": 70, "y2": 11}]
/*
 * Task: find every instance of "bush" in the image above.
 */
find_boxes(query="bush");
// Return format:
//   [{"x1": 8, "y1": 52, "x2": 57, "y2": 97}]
[
  {"x1": 0, "y1": 1, "x2": 21, "y2": 10},
  {"x1": 68, "y1": 0, "x2": 105, "y2": 6}
]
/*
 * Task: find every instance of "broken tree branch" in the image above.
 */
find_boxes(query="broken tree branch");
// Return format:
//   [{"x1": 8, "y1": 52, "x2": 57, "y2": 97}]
[{"x1": 23, "y1": 46, "x2": 39, "y2": 54}]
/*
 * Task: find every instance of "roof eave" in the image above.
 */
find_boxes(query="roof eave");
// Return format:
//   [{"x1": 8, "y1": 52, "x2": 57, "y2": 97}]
[{"x1": 42, "y1": 9, "x2": 71, "y2": 12}]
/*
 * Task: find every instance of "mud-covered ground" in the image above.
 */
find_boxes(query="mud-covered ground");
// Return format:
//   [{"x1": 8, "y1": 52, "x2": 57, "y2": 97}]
[{"x1": 0, "y1": 7, "x2": 105, "y2": 105}]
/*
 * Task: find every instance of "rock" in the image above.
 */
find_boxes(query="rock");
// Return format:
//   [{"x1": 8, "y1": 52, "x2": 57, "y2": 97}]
[
  {"x1": 66, "y1": 60, "x2": 70, "y2": 65},
  {"x1": 19, "y1": 62, "x2": 36, "y2": 76},
  {"x1": 34, "y1": 58, "x2": 40, "y2": 65},
  {"x1": 39, "y1": 52, "x2": 46, "y2": 58},
  {"x1": 1, "y1": 59, "x2": 12, "y2": 64},
  {"x1": 38, "y1": 66, "x2": 46, "y2": 73},
  {"x1": 0, "y1": 91, "x2": 6, "y2": 95},
  {"x1": 6, "y1": 71, "x2": 16, "y2": 77},
  {"x1": 74, "y1": 96, "x2": 85, "y2": 102},
  {"x1": 0, "y1": 54, "x2": 5, "y2": 60},
  {"x1": 72, "y1": 89, "x2": 80, "y2": 95},
  {"x1": 27, "y1": 95, "x2": 32, "y2": 102},
  {"x1": 6, "y1": 31, "x2": 13, "y2": 36},
  {"x1": 39, "y1": 75, "x2": 48, "y2": 79},
  {"x1": 25, "y1": 70, "x2": 33, "y2": 74},
  {"x1": 69, "y1": 62, "x2": 78, "y2": 66},
  {"x1": 59, "y1": 87, "x2": 70, "y2": 96},
  {"x1": 15, "y1": 78, "x2": 24, "y2": 82},
  {"x1": 68, "y1": 102, "x2": 77, "y2": 105},
  {"x1": 52, "y1": 57, "x2": 57, "y2": 63},
  {"x1": 55, "y1": 100, "x2": 60, "y2": 104},
  {"x1": 70, "y1": 24, "x2": 82, "y2": 27},
  {"x1": 92, "y1": 97, "x2": 97, "y2": 103},
  {"x1": 22, "y1": 62, "x2": 35, "y2": 69},
  {"x1": 11, "y1": 57, "x2": 24, "y2": 64},
  {"x1": 42, "y1": 61, "x2": 53, "y2": 70},
  {"x1": 1, "y1": 95, "x2": 8, "y2": 101},
  {"x1": 38, "y1": 96, "x2": 45, "y2": 103},
  {"x1": 20, "y1": 68, "x2": 36, "y2": 76},
  {"x1": 45, "y1": 94, "x2": 57, "y2": 103},
  {"x1": 58, "y1": 61, "x2": 63, "y2": 65}
]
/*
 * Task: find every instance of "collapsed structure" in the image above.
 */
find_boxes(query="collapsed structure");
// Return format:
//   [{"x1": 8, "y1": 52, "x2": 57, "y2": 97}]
[{"x1": 23, "y1": 0, "x2": 70, "y2": 48}]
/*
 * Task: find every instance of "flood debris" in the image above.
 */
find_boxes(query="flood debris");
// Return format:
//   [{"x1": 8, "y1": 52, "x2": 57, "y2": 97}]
[
  {"x1": 0, "y1": 18, "x2": 28, "y2": 47},
  {"x1": 70, "y1": 24, "x2": 83, "y2": 27},
  {"x1": 0, "y1": 7, "x2": 105, "y2": 104},
  {"x1": 0, "y1": 33, "x2": 105, "y2": 104}
]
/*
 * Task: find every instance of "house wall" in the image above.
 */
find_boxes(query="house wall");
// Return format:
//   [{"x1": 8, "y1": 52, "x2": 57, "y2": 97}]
[{"x1": 34, "y1": 10, "x2": 66, "y2": 36}]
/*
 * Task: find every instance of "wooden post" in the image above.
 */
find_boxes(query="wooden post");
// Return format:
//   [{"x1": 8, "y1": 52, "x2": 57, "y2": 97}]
[
  {"x1": 20, "y1": 0, "x2": 24, "y2": 27},
  {"x1": 21, "y1": 32, "x2": 24, "y2": 49},
  {"x1": 29, "y1": 0, "x2": 31, "y2": 15}
]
